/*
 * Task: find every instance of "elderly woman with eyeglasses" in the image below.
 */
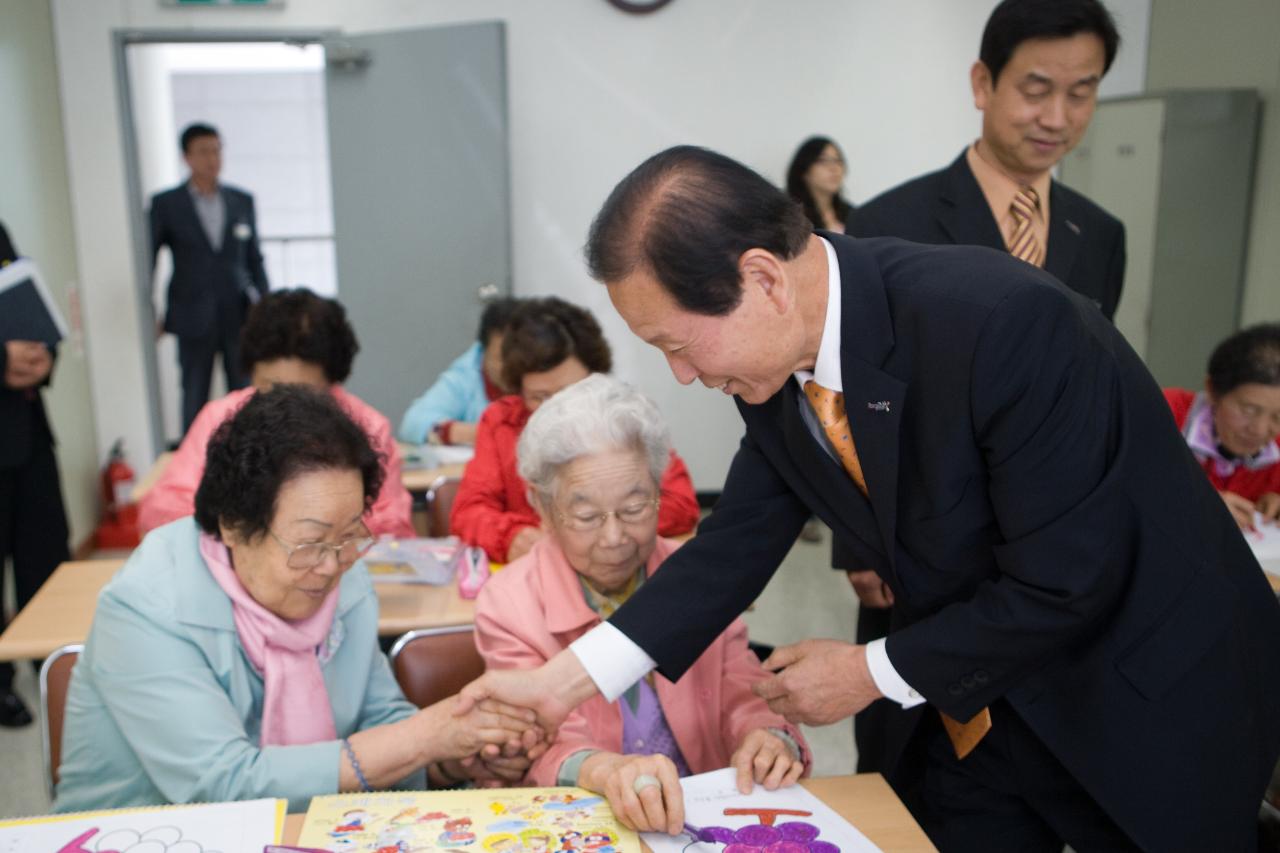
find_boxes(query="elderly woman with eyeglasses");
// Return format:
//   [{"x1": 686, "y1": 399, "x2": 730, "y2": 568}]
[
  {"x1": 475, "y1": 375, "x2": 810, "y2": 832},
  {"x1": 55, "y1": 387, "x2": 538, "y2": 813}
]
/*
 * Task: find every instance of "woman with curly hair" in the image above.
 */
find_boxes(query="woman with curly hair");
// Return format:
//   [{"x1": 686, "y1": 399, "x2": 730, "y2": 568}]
[
  {"x1": 139, "y1": 288, "x2": 413, "y2": 537},
  {"x1": 56, "y1": 387, "x2": 536, "y2": 812}
]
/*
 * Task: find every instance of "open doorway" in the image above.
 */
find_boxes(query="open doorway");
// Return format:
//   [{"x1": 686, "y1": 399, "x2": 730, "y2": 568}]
[{"x1": 122, "y1": 37, "x2": 336, "y2": 448}]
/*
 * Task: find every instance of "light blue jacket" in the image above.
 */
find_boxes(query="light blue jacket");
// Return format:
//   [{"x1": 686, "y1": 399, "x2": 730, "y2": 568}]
[
  {"x1": 398, "y1": 342, "x2": 490, "y2": 443},
  {"x1": 54, "y1": 518, "x2": 422, "y2": 814}
]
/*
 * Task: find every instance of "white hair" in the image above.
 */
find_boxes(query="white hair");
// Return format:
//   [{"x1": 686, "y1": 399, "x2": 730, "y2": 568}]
[{"x1": 517, "y1": 373, "x2": 671, "y2": 502}]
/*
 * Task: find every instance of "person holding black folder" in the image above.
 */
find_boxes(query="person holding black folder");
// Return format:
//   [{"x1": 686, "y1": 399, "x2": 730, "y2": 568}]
[{"x1": 0, "y1": 220, "x2": 71, "y2": 727}]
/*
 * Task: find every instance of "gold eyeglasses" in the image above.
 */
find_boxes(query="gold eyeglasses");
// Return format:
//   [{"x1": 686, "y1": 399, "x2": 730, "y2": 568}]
[
  {"x1": 555, "y1": 498, "x2": 661, "y2": 533},
  {"x1": 269, "y1": 527, "x2": 375, "y2": 570}
]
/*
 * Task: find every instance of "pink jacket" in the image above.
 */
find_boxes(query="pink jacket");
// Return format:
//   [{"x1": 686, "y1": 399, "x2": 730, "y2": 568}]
[
  {"x1": 138, "y1": 386, "x2": 414, "y2": 538},
  {"x1": 474, "y1": 536, "x2": 810, "y2": 786}
]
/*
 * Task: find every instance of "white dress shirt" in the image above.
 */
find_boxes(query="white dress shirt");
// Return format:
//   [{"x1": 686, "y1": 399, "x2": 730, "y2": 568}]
[{"x1": 571, "y1": 237, "x2": 924, "y2": 709}]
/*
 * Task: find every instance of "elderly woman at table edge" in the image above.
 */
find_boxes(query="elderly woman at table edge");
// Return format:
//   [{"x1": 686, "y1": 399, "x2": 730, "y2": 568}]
[
  {"x1": 1164, "y1": 321, "x2": 1280, "y2": 529},
  {"x1": 451, "y1": 296, "x2": 701, "y2": 563},
  {"x1": 55, "y1": 387, "x2": 537, "y2": 813},
  {"x1": 139, "y1": 287, "x2": 414, "y2": 538},
  {"x1": 474, "y1": 375, "x2": 809, "y2": 831}
]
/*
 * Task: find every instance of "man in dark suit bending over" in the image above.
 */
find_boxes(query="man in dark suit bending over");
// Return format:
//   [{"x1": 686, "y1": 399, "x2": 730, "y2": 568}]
[
  {"x1": 459, "y1": 146, "x2": 1280, "y2": 851},
  {"x1": 844, "y1": 0, "x2": 1128, "y2": 774},
  {"x1": 150, "y1": 123, "x2": 269, "y2": 434}
]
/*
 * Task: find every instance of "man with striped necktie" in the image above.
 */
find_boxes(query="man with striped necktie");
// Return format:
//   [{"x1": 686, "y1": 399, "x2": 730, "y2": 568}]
[{"x1": 844, "y1": 0, "x2": 1127, "y2": 783}]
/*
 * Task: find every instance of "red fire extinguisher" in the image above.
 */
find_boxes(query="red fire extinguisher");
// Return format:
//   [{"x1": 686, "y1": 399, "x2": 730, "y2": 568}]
[{"x1": 95, "y1": 439, "x2": 140, "y2": 549}]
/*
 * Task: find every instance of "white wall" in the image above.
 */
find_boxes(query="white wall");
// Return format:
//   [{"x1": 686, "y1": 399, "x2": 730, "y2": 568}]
[{"x1": 49, "y1": 0, "x2": 1150, "y2": 489}]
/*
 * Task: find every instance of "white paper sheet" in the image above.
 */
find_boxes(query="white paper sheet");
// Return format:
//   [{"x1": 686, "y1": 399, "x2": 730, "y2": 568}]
[
  {"x1": 1247, "y1": 513, "x2": 1280, "y2": 576},
  {"x1": 0, "y1": 797, "x2": 284, "y2": 853},
  {"x1": 641, "y1": 769, "x2": 881, "y2": 853}
]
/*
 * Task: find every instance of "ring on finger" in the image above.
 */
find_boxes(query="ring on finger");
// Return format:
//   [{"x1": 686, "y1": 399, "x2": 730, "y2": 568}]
[{"x1": 632, "y1": 773, "x2": 661, "y2": 794}]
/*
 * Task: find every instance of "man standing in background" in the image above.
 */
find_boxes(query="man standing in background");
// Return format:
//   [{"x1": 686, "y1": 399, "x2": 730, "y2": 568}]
[
  {"x1": 150, "y1": 123, "x2": 269, "y2": 434},
  {"x1": 844, "y1": 0, "x2": 1127, "y2": 775},
  {"x1": 0, "y1": 220, "x2": 70, "y2": 727}
]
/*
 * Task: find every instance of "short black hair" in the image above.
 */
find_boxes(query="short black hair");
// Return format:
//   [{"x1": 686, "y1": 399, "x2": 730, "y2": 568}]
[
  {"x1": 194, "y1": 385, "x2": 384, "y2": 542},
  {"x1": 980, "y1": 0, "x2": 1120, "y2": 84},
  {"x1": 586, "y1": 145, "x2": 812, "y2": 317},
  {"x1": 786, "y1": 136, "x2": 853, "y2": 231},
  {"x1": 180, "y1": 123, "x2": 220, "y2": 154},
  {"x1": 478, "y1": 297, "x2": 522, "y2": 347},
  {"x1": 1208, "y1": 323, "x2": 1280, "y2": 396},
  {"x1": 239, "y1": 288, "x2": 360, "y2": 384},
  {"x1": 501, "y1": 297, "x2": 612, "y2": 392}
]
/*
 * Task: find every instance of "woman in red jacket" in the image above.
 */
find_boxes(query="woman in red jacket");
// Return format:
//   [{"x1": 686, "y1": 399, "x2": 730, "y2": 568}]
[
  {"x1": 1164, "y1": 322, "x2": 1280, "y2": 528},
  {"x1": 451, "y1": 297, "x2": 700, "y2": 562}
]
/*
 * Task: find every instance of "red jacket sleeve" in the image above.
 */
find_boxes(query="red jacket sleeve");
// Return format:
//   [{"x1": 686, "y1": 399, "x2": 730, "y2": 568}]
[
  {"x1": 450, "y1": 405, "x2": 539, "y2": 561},
  {"x1": 657, "y1": 449, "x2": 700, "y2": 537}
]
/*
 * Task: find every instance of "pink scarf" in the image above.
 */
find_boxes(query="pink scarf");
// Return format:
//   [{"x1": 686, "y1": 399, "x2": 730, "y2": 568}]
[{"x1": 199, "y1": 532, "x2": 339, "y2": 747}]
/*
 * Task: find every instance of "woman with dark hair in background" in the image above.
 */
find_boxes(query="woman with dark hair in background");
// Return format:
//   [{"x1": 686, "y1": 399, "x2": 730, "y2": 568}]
[
  {"x1": 450, "y1": 297, "x2": 700, "y2": 563},
  {"x1": 139, "y1": 287, "x2": 414, "y2": 538},
  {"x1": 785, "y1": 136, "x2": 853, "y2": 233},
  {"x1": 1165, "y1": 322, "x2": 1280, "y2": 528}
]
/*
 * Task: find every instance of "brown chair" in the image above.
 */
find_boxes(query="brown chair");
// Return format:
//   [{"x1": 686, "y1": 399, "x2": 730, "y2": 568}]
[
  {"x1": 40, "y1": 643, "x2": 83, "y2": 800},
  {"x1": 388, "y1": 626, "x2": 484, "y2": 709},
  {"x1": 425, "y1": 475, "x2": 463, "y2": 538}
]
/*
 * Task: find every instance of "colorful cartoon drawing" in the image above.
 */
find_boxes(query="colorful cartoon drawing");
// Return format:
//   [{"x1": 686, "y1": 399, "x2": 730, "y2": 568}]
[
  {"x1": 482, "y1": 832, "x2": 523, "y2": 853},
  {"x1": 521, "y1": 827, "x2": 555, "y2": 853},
  {"x1": 441, "y1": 816, "x2": 478, "y2": 847},
  {"x1": 334, "y1": 809, "x2": 374, "y2": 835},
  {"x1": 584, "y1": 829, "x2": 618, "y2": 853},
  {"x1": 559, "y1": 830, "x2": 584, "y2": 851}
]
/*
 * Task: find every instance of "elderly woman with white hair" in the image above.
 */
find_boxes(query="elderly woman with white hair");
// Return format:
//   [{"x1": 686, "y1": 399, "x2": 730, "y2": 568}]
[{"x1": 475, "y1": 374, "x2": 809, "y2": 832}]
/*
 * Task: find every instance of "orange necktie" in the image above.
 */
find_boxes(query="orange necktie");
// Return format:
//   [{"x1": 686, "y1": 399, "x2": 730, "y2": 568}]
[
  {"x1": 803, "y1": 379, "x2": 991, "y2": 760},
  {"x1": 1009, "y1": 186, "x2": 1044, "y2": 268}
]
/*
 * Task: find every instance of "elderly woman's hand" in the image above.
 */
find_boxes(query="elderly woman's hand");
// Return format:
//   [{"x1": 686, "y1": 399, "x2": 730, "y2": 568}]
[
  {"x1": 1220, "y1": 490, "x2": 1257, "y2": 529},
  {"x1": 729, "y1": 728, "x2": 804, "y2": 794},
  {"x1": 420, "y1": 696, "x2": 541, "y2": 762},
  {"x1": 578, "y1": 752, "x2": 684, "y2": 835},
  {"x1": 1257, "y1": 493, "x2": 1280, "y2": 524}
]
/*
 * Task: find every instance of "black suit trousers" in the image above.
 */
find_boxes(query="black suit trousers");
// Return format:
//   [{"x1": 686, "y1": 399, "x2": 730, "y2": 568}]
[
  {"x1": 0, "y1": 439, "x2": 70, "y2": 690},
  {"x1": 177, "y1": 311, "x2": 248, "y2": 433}
]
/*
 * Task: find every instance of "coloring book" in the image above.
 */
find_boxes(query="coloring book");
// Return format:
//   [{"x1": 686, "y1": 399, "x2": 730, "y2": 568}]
[{"x1": 296, "y1": 788, "x2": 640, "y2": 853}]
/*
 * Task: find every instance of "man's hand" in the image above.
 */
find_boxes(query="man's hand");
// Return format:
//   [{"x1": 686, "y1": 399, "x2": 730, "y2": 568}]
[
  {"x1": 455, "y1": 648, "x2": 599, "y2": 733},
  {"x1": 754, "y1": 640, "x2": 882, "y2": 725},
  {"x1": 3, "y1": 340, "x2": 52, "y2": 389},
  {"x1": 1220, "y1": 490, "x2": 1256, "y2": 530},
  {"x1": 846, "y1": 569, "x2": 894, "y2": 608}
]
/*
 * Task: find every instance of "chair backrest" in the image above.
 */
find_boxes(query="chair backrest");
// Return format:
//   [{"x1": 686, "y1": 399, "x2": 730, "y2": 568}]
[
  {"x1": 40, "y1": 643, "x2": 83, "y2": 801},
  {"x1": 388, "y1": 626, "x2": 484, "y2": 709},
  {"x1": 426, "y1": 475, "x2": 463, "y2": 538}
]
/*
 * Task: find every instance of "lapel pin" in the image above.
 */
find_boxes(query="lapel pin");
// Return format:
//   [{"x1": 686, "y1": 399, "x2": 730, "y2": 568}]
[
  {"x1": 1066, "y1": 219, "x2": 1081, "y2": 235},
  {"x1": 867, "y1": 401, "x2": 891, "y2": 413}
]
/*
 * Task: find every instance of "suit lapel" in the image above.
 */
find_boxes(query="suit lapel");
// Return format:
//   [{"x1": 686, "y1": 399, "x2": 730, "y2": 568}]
[
  {"x1": 175, "y1": 183, "x2": 216, "y2": 254},
  {"x1": 829, "y1": 234, "x2": 907, "y2": 570},
  {"x1": 933, "y1": 151, "x2": 1005, "y2": 252},
  {"x1": 1045, "y1": 181, "x2": 1083, "y2": 288},
  {"x1": 777, "y1": 381, "x2": 885, "y2": 564}
]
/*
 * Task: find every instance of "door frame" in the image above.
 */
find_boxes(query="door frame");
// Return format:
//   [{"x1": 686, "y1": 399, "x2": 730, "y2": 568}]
[{"x1": 113, "y1": 28, "x2": 337, "y2": 457}]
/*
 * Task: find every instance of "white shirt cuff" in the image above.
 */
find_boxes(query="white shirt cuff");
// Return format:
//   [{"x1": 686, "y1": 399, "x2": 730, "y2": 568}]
[
  {"x1": 569, "y1": 622, "x2": 656, "y2": 703},
  {"x1": 865, "y1": 638, "x2": 926, "y2": 708}
]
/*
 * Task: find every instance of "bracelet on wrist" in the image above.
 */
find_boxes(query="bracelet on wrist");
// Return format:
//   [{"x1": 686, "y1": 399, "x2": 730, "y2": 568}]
[{"x1": 342, "y1": 737, "x2": 372, "y2": 792}]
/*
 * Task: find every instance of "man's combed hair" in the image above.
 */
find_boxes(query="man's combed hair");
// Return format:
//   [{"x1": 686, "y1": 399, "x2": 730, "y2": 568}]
[
  {"x1": 239, "y1": 288, "x2": 360, "y2": 384},
  {"x1": 586, "y1": 145, "x2": 812, "y2": 317},
  {"x1": 1208, "y1": 323, "x2": 1280, "y2": 396},
  {"x1": 980, "y1": 0, "x2": 1120, "y2": 83},
  {"x1": 193, "y1": 385, "x2": 384, "y2": 541},
  {"x1": 180, "y1": 122, "x2": 219, "y2": 153}
]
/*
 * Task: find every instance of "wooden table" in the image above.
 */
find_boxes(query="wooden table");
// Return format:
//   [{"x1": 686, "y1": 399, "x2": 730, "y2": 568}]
[
  {"x1": 280, "y1": 774, "x2": 935, "y2": 851},
  {"x1": 0, "y1": 559, "x2": 475, "y2": 662}
]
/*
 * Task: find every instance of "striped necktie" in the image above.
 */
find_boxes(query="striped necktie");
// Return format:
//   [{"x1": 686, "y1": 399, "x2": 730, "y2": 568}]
[
  {"x1": 1009, "y1": 186, "x2": 1044, "y2": 268},
  {"x1": 804, "y1": 378, "x2": 991, "y2": 759}
]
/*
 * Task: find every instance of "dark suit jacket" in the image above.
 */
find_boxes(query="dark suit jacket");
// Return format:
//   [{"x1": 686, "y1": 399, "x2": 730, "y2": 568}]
[
  {"x1": 848, "y1": 150, "x2": 1126, "y2": 320},
  {"x1": 610, "y1": 234, "x2": 1280, "y2": 850},
  {"x1": 0, "y1": 223, "x2": 56, "y2": 468},
  {"x1": 149, "y1": 182, "x2": 269, "y2": 339}
]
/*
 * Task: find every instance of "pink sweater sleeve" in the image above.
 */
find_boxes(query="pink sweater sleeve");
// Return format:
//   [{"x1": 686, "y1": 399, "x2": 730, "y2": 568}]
[
  {"x1": 137, "y1": 398, "x2": 230, "y2": 534},
  {"x1": 361, "y1": 409, "x2": 415, "y2": 539}
]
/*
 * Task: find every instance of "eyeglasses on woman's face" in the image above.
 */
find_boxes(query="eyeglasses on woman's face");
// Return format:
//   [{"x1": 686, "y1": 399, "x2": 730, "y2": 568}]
[
  {"x1": 268, "y1": 526, "x2": 375, "y2": 570},
  {"x1": 555, "y1": 498, "x2": 661, "y2": 534}
]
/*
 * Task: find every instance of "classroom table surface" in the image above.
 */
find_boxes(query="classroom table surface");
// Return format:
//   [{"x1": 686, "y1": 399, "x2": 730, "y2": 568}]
[
  {"x1": 0, "y1": 558, "x2": 476, "y2": 662},
  {"x1": 129, "y1": 451, "x2": 468, "y2": 503},
  {"x1": 280, "y1": 774, "x2": 936, "y2": 852}
]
